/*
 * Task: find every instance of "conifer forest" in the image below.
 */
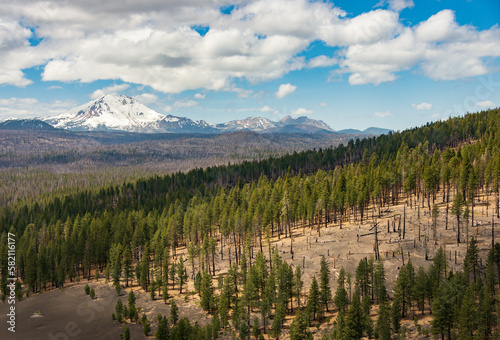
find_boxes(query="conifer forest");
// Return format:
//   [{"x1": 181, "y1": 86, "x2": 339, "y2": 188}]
[{"x1": 2, "y1": 108, "x2": 500, "y2": 340}]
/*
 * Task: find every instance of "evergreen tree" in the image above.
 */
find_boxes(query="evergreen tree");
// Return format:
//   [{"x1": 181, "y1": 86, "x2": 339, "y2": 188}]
[
  {"x1": 289, "y1": 309, "x2": 312, "y2": 340},
  {"x1": 128, "y1": 291, "x2": 136, "y2": 322},
  {"x1": 155, "y1": 316, "x2": 170, "y2": 340},
  {"x1": 306, "y1": 276, "x2": 321, "y2": 321},
  {"x1": 457, "y1": 285, "x2": 476, "y2": 340},
  {"x1": 319, "y1": 255, "x2": 332, "y2": 312},
  {"x1": 140, "y1": 243, "x2": 150, "y2": 291},
  {"x1": 142, "y1": 313, "x2": 151, "y2": 336},
  {"x1": 89, "y1": 288, "x2": 95, "y2": 299},
  {"x1": 414, "y1": 266, "x2": 427, "y2": 315},
  {"x1": 122, "y1": 244, "x2": 132, "y2": 287},
  {"x1": 162, "y1": 283, "x2": 168, "y2": 304},
  {"x1": 373, "y1": 260, "x2": 386, "y2": 304},
  {"x1": 170, "y1": 299, "x2": 179, "y2": 325},
  {"x1": 334, "y1": 267, "x2": 349, "y2": 313},
  {"x1": 200, "y1": 271, "x2": 215, "y2": 313},
  {"x1": 176, "y1": 255, "x2": 188, "y2": 294},
  {"x1": 464, "y1": 236, "x2": 479, "y2": 283},
  {"x1": 375, "y1": 301, "x2": 391, "y2": 340},
  {"x1": 293, "y1": 264, "x2": 304, "y2": 308},
  {"x1": 344, "y1": 290, "x2": 364, "y2": 339},
  {"x1": 115, "y1": 299, "x2": 124, "y2": 323},
  {"x1": 271, "y1": 298, "x2": 286, "y2": 338}
]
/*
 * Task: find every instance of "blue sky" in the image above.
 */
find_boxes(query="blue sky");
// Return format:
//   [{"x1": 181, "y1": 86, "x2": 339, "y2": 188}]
[{"x1": 0, "y1": 0, "x2": 499, "y2": 131}]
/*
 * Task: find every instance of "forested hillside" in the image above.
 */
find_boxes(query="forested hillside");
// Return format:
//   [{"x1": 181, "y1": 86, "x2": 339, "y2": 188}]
[{"x1": 1, "y1": 108, "x2": 500, "y2": 339}]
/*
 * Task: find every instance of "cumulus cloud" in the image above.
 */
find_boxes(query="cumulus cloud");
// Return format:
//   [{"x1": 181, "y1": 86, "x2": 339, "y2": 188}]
[
  {"x1": 194, "y1": 93, "x2": 206, "y2": 99},
  {"x1": 476, "y1": 100, "x2": 496, "y2": 108},
  {"x1": 260, "y1": 106, "x2": 274, "y2": 112},
  {"x1": 0, "y1": 1, "x2": 499, "y2": 91},
  {"x1": 388, "y1": 0, "x2": 414, "y2": 12},
  {"x1": 90, "y1": 84, "x2": 131, "y2": 99},
  {"x1": 291, "y1": 108, "x2": 313, "y2": 115},
  {"x1": 0, "y1": 97, "x2": 76, "y2": 119},
  {"x1": 134, "y1": 93, "x2": 158, "y2": 105},
  {"x1": 174, "y1": 99, "x2": 198, "y2": 108},
  {"x1": 374, "y1": 111, "x2": 392, "y2": 117},
  {"x1": 275, "y1": 83, "x2": 297, "y2": 99},
  {"x1": 307, "y1": 56, "x2": 337, "y2": 68},
  {"x1": 412, "y1": 102, "x2": 433, "y2": 110}
]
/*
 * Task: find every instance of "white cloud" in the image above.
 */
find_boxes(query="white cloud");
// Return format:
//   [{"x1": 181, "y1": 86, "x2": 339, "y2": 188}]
[
  {"x1": 412, "y1": 102, "x2": 433, "y2": 110},
  {"x1": 174, "y1": 99, "x2": 198, "y2": 108},
  {"x1": 90, "y1": 84, "x2": 130, "y2": 99},
  {"x1": 0, "y1": 97, "x2": 76, "y2": 119},
  {"x1": 291, "y1": 108, "x2": 313, "y2": 115},
  {"x1": 319, "y1": 102, "x2": 329, "y2": 107},
  {"x1": 374, "y1": 111, "x2": 392, "y2": 117},
  {"x1": 275, "y1": 83, "x2": 297, "y2": 99},
  {"x1": 307, "y1": 56, "x2": 337, "y2": 68},
  {"x1": 163, "y1": 105, "x2": 173, "y2": 113},
  {"x1": 134, "y1": 93, "x2": 158, "y2": 105},
  {"x1": 388, "y1": 0, "x2": 414, "y2": 12},
  {"x1": 47, "y1": 85, "x2": 62, "y2": 90},
  {"x1": 0, "y1": 1, "x2": 499, "y2": 91},
  {"x1": 194, "y1": 93, "x2": 206, "y2": 99},
  {"x1": 260, "y1": 106, "x2": 274, "y2": 112},
  {"x1": 476, "y1": 100, "x2": 496, "y2": 108}
]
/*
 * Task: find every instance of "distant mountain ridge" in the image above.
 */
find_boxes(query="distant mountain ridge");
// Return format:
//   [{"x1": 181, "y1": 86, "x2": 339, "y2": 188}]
[
  {"x1": 0, "y1": 119, "x2": 57, "y2": 131},
  {"x1": 1, "y1": 94, "x2": 391, "y2": 135},
  {"x1": 336, "y1": 127, "x2": 393, "y2": 135}
]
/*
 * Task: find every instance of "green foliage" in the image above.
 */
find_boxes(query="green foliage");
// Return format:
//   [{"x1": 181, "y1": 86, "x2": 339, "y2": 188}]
[
  {"x1": 319, "y1": 256, "x2": 332, "y2": 313},
  {"x1": 200, "y1": 271, "x2": 215, "y2": 313},
  {"x1": 115, "y1": 299, "x2": 123, "y2": 323},
  {"x1": 89, "y1": 288, "x2": 95, "y2": 299},
  {"x1": 344, "y1": 290, "x2": 364, "y2": 339},
  {"x1": 84, "y1": 283, "x2": 90, "y2": 295},
  {"x1": 334, "y1": 267, "x2": 349, "y2": 313},
  {"x1": 170, "y1": 299, "x2": 179, "y2": 325},
  {"x1": 142, "y1": 313, "x2": 151, "y2": 336},
  {"x1": 290, "y1": 309, "x2": 313, "y2": 340},
  {"x1": 306, "y1": 276, "x2": 321, "y2": 321}
]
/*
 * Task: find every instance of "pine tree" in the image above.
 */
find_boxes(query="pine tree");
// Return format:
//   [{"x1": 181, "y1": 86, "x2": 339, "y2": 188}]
[
  {"x1": 289, "y1": 309, "x2": 312, "y2": 340},
  {"x1": 140, "y1": 243, "x2": 150, "y2": 291},
  {"x1": 457, "y1": 285, "x2": 476, "y2": 340},
  {"x1": 162, "y1": 283, "x2": 168, "y2": 304},
  {"x1": 90, "y1": 288, "x2": 95, "y2": 299},
  {"x1": 464, "y1": 236, "x2": 479, "y2": 283},
  {"x1": 319, "y1": 255, "x2": 332, "y2": 313},
  {"x1": 200, "y1": 271, "x2": 215, "y2": 313},
  {"x1": 176, "y1": 255, "x2": 187, "y2": 294},
  {"x1": 142, "y1": 313, "x2": 151, "y2": 336},
  {"x1": 128, "y1": 291, "x2": 136, "y2": 322},
  {"x1": 344, "y1": 290, "x2": 364, "y2": 339},
  {"x1": 170, "y1": 299, "x2": 179, "y2": 325},
  {"x1": 293, "y1": 264, "x2": 304, "y2": 309},
  {"x1": 375, "y1": 301, "x2": 391, "y2": 340},
  {"x1": 306, "y1": 276, "x2": 321, "y2": 321},
  {"x1": 115, "y1": 299, "x2": 124, "y2": 323},
  {"x1": 452, "y1": 192, "x2": 463, "y2": 244},
  {"x1": 271, "y1": 297, "x2": 286, "y2": 338},
  {"x1": 334, "y1": 267, "x2": 349, "y2": 313},
  {"x1": 414, "y1": 266, "x2": 427, "y2": 315},
  {"x1": 373, "y1": 260, "x2": 386, "y2": 304},
  {"x1": 122, "y1": 244, "x2": 132, "y2": 287},
  {"x1": 155, "y1": 316, "x2": 170, "y2": 340}
]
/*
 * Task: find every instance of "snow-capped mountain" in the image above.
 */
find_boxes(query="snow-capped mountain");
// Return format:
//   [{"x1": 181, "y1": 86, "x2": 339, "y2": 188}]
[
  {"x1": 273, "y1": 115, "x2": 334, "y2": 133},
  {"x1": 44, "y1": 94, "x2": 216, "y2": 133},
  {"x1": 42, "y1": 94, "x2": 335, "y2": 134},
  {"x1": 216, "y1": 117, "x2": 276, "y2": 132}
]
